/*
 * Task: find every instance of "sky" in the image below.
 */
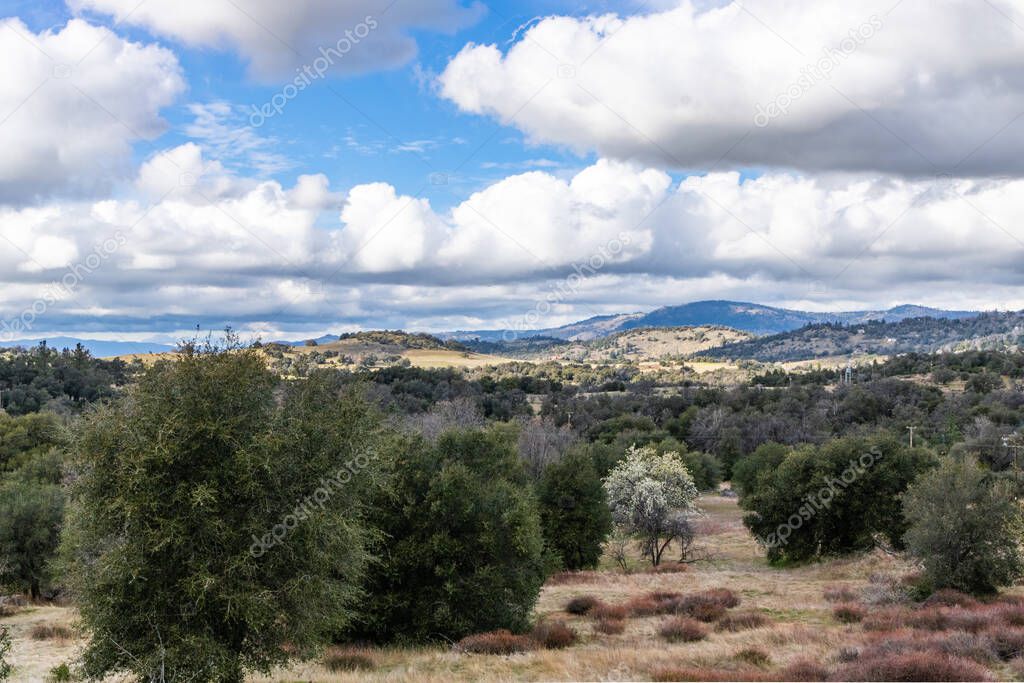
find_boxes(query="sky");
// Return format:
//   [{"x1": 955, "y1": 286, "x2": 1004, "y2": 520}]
[{"x1": 1, "y1": 0, "x2": 1024, "y2": 343}]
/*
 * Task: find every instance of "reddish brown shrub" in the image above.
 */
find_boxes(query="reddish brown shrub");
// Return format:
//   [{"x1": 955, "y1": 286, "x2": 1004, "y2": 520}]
[
  {"x1": 715, "y1": 611, "x2": 770, "y2": 632},
  {"x1": 673, "y1": 594, "x2": 727, "y2": 622},
  {"x1": 995, "y1": 603, "x2": 1024, "y2": 626},
  {"x1": 565, "y1": 595, "x2": 600, "y2": 615},
  {"x1": 833, "y1": 603, "x2": 866, "y2": 623},
  {"x1": 988, "y1": 628, "x2": 1024, "y2": 660},
  {"x1": 823, "y1": 585, "x2": 858, "y2": 603},
  {"x1": 924, "y1": 589, "x2": 980, "y2": 609},
  {"x1": 323, "y1": 646, "x2": 376, "y2": 672},
  {"x1": 704, "y1": 587, "x2": 741, "y2": 608},
  {"x1": 780, "y1": 659, "x2": 831, "y2": 681},
  {"x1": 532, "y1": 620, "x2": 576, "y2": 649},
  {"x1": 861, "y1": 630, "x2": 996, "y2": 664},
  {"x1": 862, "y1": 607, "x2": 907, "y2": 631},
  {"x1": 658, "y1": 617, "x2": 708, "y2": 643},
  {"x1": 944, "y1": 609, "x2": 991, "y2": 634},
  {"x1": 835, "y1": 653, "x2": 992, "y2": 681},
  {"x1": 593, "y1": 617, "x2": 626, "y2": 635},
  {"x1": 648, "y1": 590, "x2": 683, "y2": 604},
  {"x1": 590, "y1": 602, "x2": 628, "y2": 620},
  {"x1": 625, "y1": 597, "x2": 662, "y2": 617},
  {"x1": 454, "y1": 630, "x2": 536, "y2": 655},
  {"x1": 734, "y1": 647, "x2": 771, "y2": 667}
]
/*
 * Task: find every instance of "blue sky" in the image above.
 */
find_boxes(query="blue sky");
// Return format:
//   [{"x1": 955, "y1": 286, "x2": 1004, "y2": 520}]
[{"x1": 1, "y1": 0, "x2": 1023, "y2": 342}]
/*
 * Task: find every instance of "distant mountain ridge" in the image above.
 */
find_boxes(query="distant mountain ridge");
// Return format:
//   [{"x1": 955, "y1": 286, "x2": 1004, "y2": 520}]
[
  {"x1": 446, "y1": 300, "x2": 980, "y2": 341},
  {"x1": 0, "y1": 337, "x2": 175, "y2": 358}
]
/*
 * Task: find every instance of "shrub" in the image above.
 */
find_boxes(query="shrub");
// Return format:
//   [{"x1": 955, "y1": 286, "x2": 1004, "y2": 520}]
[
  {"x1": 716, "y1": 611, "x2": 769, "y2": 632},
  {"x1": 593, "y1": 618, "x2": 625, "y2": 635},
  {"x1": 323, "y1": 646, "x2": 375, "y2": 672},
  {"x1": 741, "y1": 435, "x2": 936, "y2": 562},
  {"x1": 625, "y1": 597, "x2": 661, "y2": 617},
  {"x1": 823, "y1": 585, "x2": 857, "y2": 603},
  {"x1": 833, "y1": 603, "x2": 866, "y2": 623},
  {"x1": 589, "y1": 603, "x2": 628, "y2": 621},
  {"x1": 903, "y1": 457, "x2": 1024, "y2": 594},
  {"x1": 532, "y1": 620, "x2": 576, "y2": 649},
  {"x1": 537, "y1": 450, "x2": 612, "y2": 571},
  {"x1": 47, "y1": 663, "x2": 71, "y2": 682},
  {"x1": 924, "y1": 589, "x2": 979, "y2": 609},
  {"x1": 780, "y1": 659, "x2": 831, "y2": 681},
  {"x1": 565, "y1": 595, "x2": 600, "y2": 615},
  {"x1": 30, "y1": 624, "x2": 73, "y2": 640},
  {"x1": 455, "y1": 630, "x2": 535, "y2": 655},
  {"x1": 61, "y1": 347, "x2": 381, "y2": 682},
  {"x1": 703, "y1": 588, "x2": 740, "y2": 608},
  {"x1": 995, "y1": 603, "x2": 1024, "y2": 626},
  {"x1": 674, "y1": 592, "x2": 729, "y2": 622},
  {"x1": 352, "y1": 427, "x2": 547, "y2": 642},
  {"x1": 836, "y1": 653, "x2": 993, "y2": 681},
  {"x1": 862, "y1": 573, "x2": 913, "y2": 605},
  {"x1": 734, "y1": 647, "x2": 771, "y2": 667},
  {"x1": 658, "y1": 617, "x2": 707, "y2": 642},
  {"x1": 988, "y1": 628, "x2": 1024, "y2": 660}
]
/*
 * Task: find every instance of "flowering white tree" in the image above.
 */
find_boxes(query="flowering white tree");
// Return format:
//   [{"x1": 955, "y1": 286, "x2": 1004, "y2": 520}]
[{"x1": 603, "y1": 445, "x2": 699, "y2": 566}]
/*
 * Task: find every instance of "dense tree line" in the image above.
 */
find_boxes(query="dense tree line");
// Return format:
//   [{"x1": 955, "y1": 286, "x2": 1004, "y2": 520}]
[{"x1": 0, "y1": 343, "x2": 129, "y2": 415}]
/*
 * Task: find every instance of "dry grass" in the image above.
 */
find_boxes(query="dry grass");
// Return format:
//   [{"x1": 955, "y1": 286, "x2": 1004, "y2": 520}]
[
  {"x1": 658, "y1": 617, "x2": 708, "y2": 643},
  {"x1": 16, "y1": 493, "x2": 1023, "y2": 682},
  {"x1": 29, "y1": 623, "x2": 73, "y2": 641},
  {"x1": 323, "y1": 646, "x2": 376, "y2": 672}
]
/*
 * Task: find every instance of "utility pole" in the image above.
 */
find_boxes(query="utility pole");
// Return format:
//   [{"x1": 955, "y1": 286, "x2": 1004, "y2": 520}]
[{"x1": 907, "y1": 425, "x2": 916, "y2": 448}]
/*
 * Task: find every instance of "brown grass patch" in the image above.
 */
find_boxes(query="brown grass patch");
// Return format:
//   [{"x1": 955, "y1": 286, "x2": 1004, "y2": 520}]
[
  {"x1": 29, "y1": 624, "x2": 73, "y2": 641},
  {"x1": 650, "y1": 666, "x2": 771, "y2": 682},
  {"x1": 593, "y1": 617, "x2": 625, "y2": 635},
  {"x1": 715, "y1": 610, "x2": 770, "y2": 632},
  {"x1": 547, "y1": 570, "x2": 604, "y2": 585},
  {"x1": 532, "y1": 620, "x2": 576, "y2": 649},
  {"x1": 924, "y1": 589, "x2": 980, "y2": 609},
  {"x1": 832, "y1": 603, "x2": 866, "y2": 623},
  {"x1": 454, "y1": 630, "x2": 536, "y2": 655},
  {"x1": 644, "y1": 562, "x2": 690, "y2": 574},
  {"x1": 835, "y1": 652, "x2": 993, "y2": 681},
  {"x1": 658, "y1": 617, "x2": 708, "y2": 642},
  {"x1": 733, "y1": 647, "x2": 771, "y2": 667},
  {"x1": 323, "y1": 646, "x2": 376, "y2": 672},
  {"x1": 823, "y1": 585, "x2": 858, "y2": 603},
  {"x1": 780, "y1": 659, "x2": 832, "y2": 681},
  {"x1": 589, "y1": 602, "x2": 628, "y2": 620}
]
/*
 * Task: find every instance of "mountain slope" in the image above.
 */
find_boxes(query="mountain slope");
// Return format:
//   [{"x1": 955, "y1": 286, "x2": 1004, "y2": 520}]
[
  {"x1": 447, "y1": 301, "x2": 979, "y2": 341},
  {"x1": 699, "y1": 312, "x2": 1024, "y2": 361}
]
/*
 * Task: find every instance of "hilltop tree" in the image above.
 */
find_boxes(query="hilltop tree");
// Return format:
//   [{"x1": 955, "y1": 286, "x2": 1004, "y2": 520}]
[{"x1": 61, "y1": 344, "x2": 381, "y2": 682}]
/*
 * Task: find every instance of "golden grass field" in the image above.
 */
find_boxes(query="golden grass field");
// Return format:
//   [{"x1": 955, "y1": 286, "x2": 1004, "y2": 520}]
[{"x1": 10, "y1": 493, "x2": 1019, "y2": 682}]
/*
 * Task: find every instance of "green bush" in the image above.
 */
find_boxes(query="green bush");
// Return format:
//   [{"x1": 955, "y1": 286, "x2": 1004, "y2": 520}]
[
  {"x1": 0, "y1": 469, "x2": 63, "y2": 599},
  {"x1": 60, "y1": 345, "x2": 381, "y2": 682},
  {"x1": 353, "y1": 427, "x2": 547, "y2": 643},
  {"x1": 902, "y1": 457, "x2": 1024, "y2": 594},
  {"x1": 537, "y1": 449, "x2": 612, "y2": 571},
  {"x1": 741, "y1": 434, "x2": 936, "y2": 562}
]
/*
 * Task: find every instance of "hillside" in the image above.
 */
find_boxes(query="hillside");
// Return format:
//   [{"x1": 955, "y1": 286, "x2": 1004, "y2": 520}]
[
  {"x1": 447, "y1": 300, "x2": 979, "y2": 341},
  {"x1": 700, "y1": 312, "x2": 1024, "y2": 361}
]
